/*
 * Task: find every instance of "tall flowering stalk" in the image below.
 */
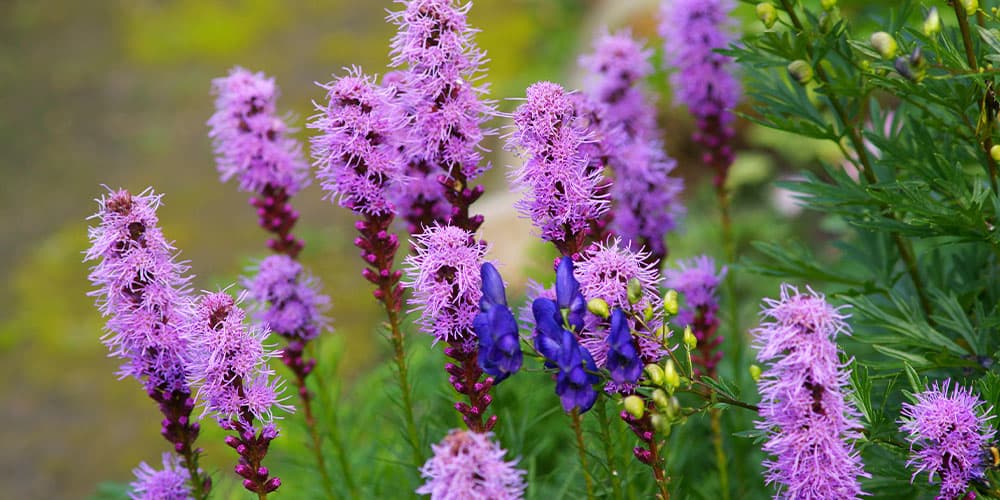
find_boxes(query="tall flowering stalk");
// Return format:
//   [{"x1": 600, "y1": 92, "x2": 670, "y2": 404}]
[
  {"x1": 388, "y1": 0, "x2": 495, "y2": 234},
  {"x1": 187, "y1": 291, "x2": 290, "y2": 498},
  {"x1": 85, "y1": 188, "x2": 210, "y2": 499},
  {"x1": 417, "y1": 430, "x2": 526, "y2": 499},
  {"x1": 309, "y1": 68, "x2": 421, "y2": 467},
  {"x1": 208, "y1": 67, "x2": 334, "y2": 491},
  {"x1": 901, "y1": 380, "x2": 996, "y2": 499},
  {"x1": 752, "y1": 285, "x2": 868, "y2": 499},
  {"x1": 580, "y1": 31, "x2": 684, "y2": 267},
  {"x1": 508, "y1": 81, "x2": 609, "y2": 256},
  {"x1": 404, "y1": 224, "x2": 498, "y2": 432}
]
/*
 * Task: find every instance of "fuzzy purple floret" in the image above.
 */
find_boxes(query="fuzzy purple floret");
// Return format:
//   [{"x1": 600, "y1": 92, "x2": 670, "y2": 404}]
[
  {"x1": 659, "y1": 0, "x2": 741, "y2": 123},
  {"x1": 387, "y1": 0, "x2": 495, "y2": 223},
  {"x1": 403, "y1": 224, "x2": 489, "y2": 346},
  {"x1": 574, "y1": 239, "x2": 668, "y2": 368},
  {"x1": 186, "y1": 291, "x2": 290, "y2": 424},
  {"x1": 508, "y1": 82, "x2": 609, "y2": 242},
  {"x1": 580, "y1": 30, "x2": 656, "y2": 138},
  {"x1": 664, "y1": 255, "x2": 726, "y2": 328},
  {"x1": 310, "y1": 67, "x2": 408, "y2": 216},
  {"x1": 243, "y1": 254, "x2": 330, "y2": 341},
  {"x1": 752, "y1": 284, "x2": 868, "y2": 499},
  {"x1": 129, "y1": 453, "x2": 193, "y2": 500},
  {"x1": 208, "y1": 67, "x2": 309, "y2": 195},
  {"x1": 901, "y1": 380, "x2": 996, "y2": 499},
  {"x1": 416, "y1": 429, "x2": 526, "y2": 499},
  {"x1": 86, "y1": 188, "x2": 193, "y2": 394}
]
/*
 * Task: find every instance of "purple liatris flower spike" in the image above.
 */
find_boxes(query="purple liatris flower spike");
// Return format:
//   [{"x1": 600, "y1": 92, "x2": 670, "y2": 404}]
[
  {"x1": 605, "y1": 308, "x2": 642, "y2": 386},
  {"x1": 86, "y1": 188, "x2": 192, "y2": 394},
  {"x1": 417, "y1": 430, "x2": 526, "y2": 499},
  {"x1": 508, "y1": 82, "x2": 609, "y2": 255},
  {"x1": 575, "y1": 239, "x2": 668, "y2": 367},
  {"x1": 659, "y1": 0, "x2": 741, "y2": 183},
  {"x1": 403, "y1": 224, "x2": 488, "y2": 347},
  {"x1": 310, "y1": 67, "x2": 407, "y2": 216},
  {"x1": 581, "y1": 30, "x2": 684, "y2": 266},
  {"x1": 388, "y1": 0, "x2": 495, "y2": 233},
  {"x1": 186, "y1": 291, "x2": 287, "y2": 495},
  {"x1": 129, "y1": 453, "x2": 193, "y2": 500},
  {"x1": 900, "y1": 380, "x2": 995, "y2": 499},
  {"x1": 664, "y1": 255, "x2": 725, "y2": 376},
  {"x1": 187, "y1": 291, "x2": 289, "y2": 424},
  {"x1": 473, "y1": 263, "x2": 522, "y2": 384},
  {"x1": 244, "y1": 254, "x2": 329, "y2": 342},
  {"x1": 208, "y1": 67, "x2": 309, "y2": 196},
  {"x1": 752, "y1": 284, "x2": 868, "y2": 499},
  {"x1": 658, "y1": 0, "x2": 740, "y2": 125}
]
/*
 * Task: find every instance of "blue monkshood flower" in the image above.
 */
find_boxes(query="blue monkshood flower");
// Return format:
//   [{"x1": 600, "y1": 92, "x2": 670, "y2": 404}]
[
  {"x1": 555, "y1": 257, "x2": 586, "y2": 333},
  {"x1": 531, "y1": 297, "x2": 599, "y2": 413},
  {"x1": 605, "y1": 308, "x2": 642, "y2": 386},
  {"x1": 473, "y1": 263, "x2": 522, "y2": 384},
  {"x1": 554, "y1": 328, "x2": 600, "y2": 413}
]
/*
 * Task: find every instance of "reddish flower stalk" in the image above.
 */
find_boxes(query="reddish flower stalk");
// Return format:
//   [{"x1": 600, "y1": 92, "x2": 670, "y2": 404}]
[{"x1": 621, "y1": 408, "x2": 670, "y2": 499}]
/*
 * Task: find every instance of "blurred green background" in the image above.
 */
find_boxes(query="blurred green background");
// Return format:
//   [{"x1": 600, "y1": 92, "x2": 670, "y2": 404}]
[{"x1": 0, "y1": 0, "x2": 871, "y2": 498}]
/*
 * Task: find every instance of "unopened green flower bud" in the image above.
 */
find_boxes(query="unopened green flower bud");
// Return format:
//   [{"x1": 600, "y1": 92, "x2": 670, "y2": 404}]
[
  {"x1": 683, "y1": 326, "x2": 698, "y2": 351},
  {"x1": 870, "y1": 32, "x2": 898, "y2": 59},
  {"x1": 818, "y1": 12, "x2": 833, "y2": 34},
  {"x1": 923, "y1": 7, "x2": 940, "y2": 37},
  {"x1": 664, "y1": 359, "x2": 680, "y2": 390},
  {"x1": 665, "y1": 396, "x2": 681, "y2": 419},
  {"x1": 587, "y1": 298, "x2": 610, "y2": 319},
  {"x1": 961, "y1": 0, "x2": 978, "y2": 16},
  {"x1": 756, "y1": 3, "x2": 777, "y2": 29},
  {"x1": 652, "y1": 388, "x2": 670, "y2": 410},
  {"x1": 627, "y1": 278, "x2": 642, "y2": 305},
  {"x1": 820, "y1": 0, "x2": 836, "y2": 10},
  {"x1": 624, "y1": 395, "x2": 645, "y2": 419},
  {"x1": 787, "y1": 60, "x2": 813, "y2": 85},
  {"x1": 663, "y1": 289, "x2": 679, "y2": 316},
  {"x1": 645, "y1": 363, "x2": 665, "y2": 386},
  {"x1": 643, "y1": 304, "x2": 654, "y2": 322},
  {"x1": 651, "y1": 414, "x2": 671, "y2": 436},
  {"x1": 991, "y1": 145, "x2": 1000, "y2": 162},
  {"x1": 750, "y1": 364, "x2": 763, "y2": 382},
  {"x1": 656, "y1": 324, "x2": 670, "y2": 344}
]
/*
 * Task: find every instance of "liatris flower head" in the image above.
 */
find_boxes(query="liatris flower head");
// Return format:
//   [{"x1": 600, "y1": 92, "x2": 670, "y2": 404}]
[
  {"x1": 473, "y1": 263, "x2": 522, "y2": 383},
  {"x1": 404, "y1": 224, "x2": 489, "y2": 348},
  {"x1": 580, "y1": 29, "x2": 655, "y2": 136},
  {"x1": 85, "y1": 188, "x2": 192, "y2": 394},
  {"x1": 388, "y1": 0, "x2": 495, "y2": 230},
  {"x1": 508, "y1": 82, "x2": 609, "y2": 248},
  {"x1": 605, "y1": 308, "x2": 642, "y2": 386},
  {"x1": 659, "y1": 0, "x2": 741, "y2": 123},
  {"x1": 186, "y1": 291, "x2": 290, "y2": 424},
  {"x1": 752, "y1": 284, "x2": 868, "y2": 498},
  {"x1": 208, "y1": 67, "x2": 309, "y2": 196},
  {"x1": 416, "y1": 429, "x2": 526, "y2": 499},
  {"x1": 129, "y1": 453, "x2": 193, "y2": 500},
  {"x1": 243, "y1": 254, "x2": 330, "y2": 341},
  {"x1": 610, "y1": 139, "x2": 684, "y2": 263},
  {"x1": 310, "y1": 67, "x2": 408, "y2": 216},
  {"x1": 900, "y1": 380, "x2": 995, "y2": 499}
]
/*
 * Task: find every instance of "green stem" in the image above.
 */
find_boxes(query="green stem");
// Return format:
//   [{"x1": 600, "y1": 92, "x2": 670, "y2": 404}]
[
  {"x1": 710, "y1": 408, "x2": 730, "y2": 500},
  {"x1": 311, "y1": 363, "x2": 358, "y2": 497},
  {"x1": 570, "y1": 410, "x2": 594, "y2": 500},
  {"x1": 292, "y1": 375, "x2": 336, "y2": 498},
  {"x1": 595, "y1": 397, "x2": 623, "y2": 498},
  {"x1": 384, "y1": 300, "x2": 424, "y2": 467}
]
